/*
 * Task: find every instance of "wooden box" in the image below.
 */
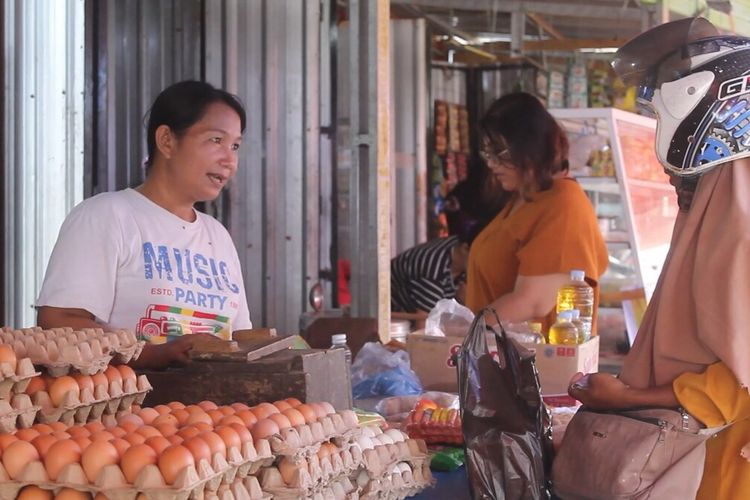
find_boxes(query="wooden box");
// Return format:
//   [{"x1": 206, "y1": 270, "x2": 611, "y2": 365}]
[{"x1": 141, "y1": 348, "x2": 352, "y2": 410}]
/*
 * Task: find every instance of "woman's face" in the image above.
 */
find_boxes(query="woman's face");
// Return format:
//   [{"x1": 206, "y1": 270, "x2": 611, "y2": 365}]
[
  {"x1": 480, "y1": 138, "x2": 523, "y2": 192},
  {"x1": 162, "y1": 101, "x2": 243, "y2": 203}
]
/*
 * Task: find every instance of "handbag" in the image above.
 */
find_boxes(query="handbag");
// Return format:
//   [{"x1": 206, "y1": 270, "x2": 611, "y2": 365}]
[{"x1": 551, "y1": 406, "x2": 726, "y2": 500}]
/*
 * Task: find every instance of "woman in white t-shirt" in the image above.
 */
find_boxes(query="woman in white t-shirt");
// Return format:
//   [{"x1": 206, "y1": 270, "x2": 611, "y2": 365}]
[{"x1": 37, "y1": 80, "x2": 253, "y2": 368}]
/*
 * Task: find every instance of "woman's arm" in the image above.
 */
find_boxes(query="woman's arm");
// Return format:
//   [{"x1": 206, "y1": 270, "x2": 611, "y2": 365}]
[
  {"x1": 568, "y1": 372, "x2": 679, "y2": 410},
  {"x1": 486, "y1": 273, "x2": 569, "y2": 323}
]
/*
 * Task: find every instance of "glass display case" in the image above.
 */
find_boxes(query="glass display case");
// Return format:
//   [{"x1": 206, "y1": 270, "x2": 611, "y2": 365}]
[{"x1": 551, "y1": 108, "x2": 679, "y2": 347}]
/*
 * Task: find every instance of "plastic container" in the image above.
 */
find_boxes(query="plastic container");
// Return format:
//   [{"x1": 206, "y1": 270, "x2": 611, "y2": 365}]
[
  {"x1": 548, "y1": 311, "x2": 579, "y2": 345},
  {"x1": 330, "y1": 334, "x2": 352, "y2": 368},
  {"x1": 569, "y1": 309, "x2": 590, "y2": 343},
  {"x1": 556, "y1": 270, "x2": 594, "y2": 339}
]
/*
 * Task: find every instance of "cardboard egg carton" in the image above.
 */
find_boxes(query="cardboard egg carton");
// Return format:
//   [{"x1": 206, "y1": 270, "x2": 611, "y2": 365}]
[
  {"x1": 0, "y1": 393, "x2": 41, "y2": 432},
  {"x1": 355, "y1": 462, "x2": 434, "y2": 500},
  {"x1": 354, "y1": 428, "x2": 428, "y2": 481},
  {"x1": 0, "y1": 357, "x2": 40, "y2": 400},
  {"x1": 259, "y1": 465, "x2": 360, "y2": 500},
  {"x1": 1, "y1": 327, "x2": 143, "y2": 376},
  {"x1": 269, "y1": 411, "x2": 361, "y2": 459},
  {"x1": 0, "y1": 438, "x2": 273, "y2": 500},
  {"x1": 33, "y1": 374, "x2": 152, "y2": 426}
]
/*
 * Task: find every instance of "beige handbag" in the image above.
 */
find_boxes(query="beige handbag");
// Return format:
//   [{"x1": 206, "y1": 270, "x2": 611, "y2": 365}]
[{"x1": 551, "y1": 407, "x2": 725, "y2": 500}]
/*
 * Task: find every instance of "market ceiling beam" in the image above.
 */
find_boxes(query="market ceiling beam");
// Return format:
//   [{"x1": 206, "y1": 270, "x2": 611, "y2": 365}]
[
  {"x1": 484, "y1": 37, "x2": 626, "y2": 53},
  {"x1": 527, "y1": 12, "x2": 566, "y2": 40},
  {"x1": 391, "y1": 0, "x2": 643, "y2": 21}
]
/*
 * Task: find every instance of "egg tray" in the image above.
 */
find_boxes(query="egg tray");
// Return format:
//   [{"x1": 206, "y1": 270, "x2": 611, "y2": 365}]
[
  {"x1": 268, "y1": 411, "x2": 361, "y2": 460},
  {"x1": 262, "y1": 445, "x2": 364, "y2": 493},
  {"x1": 355, "y1": 463, "x2": 434, "y2": 500},
  {"x1": 259, "y1": 467, "x2": 360, "y2": 500},
  {"x1": 0, "y1": 394, "x2": 41, "y2": 433},
  {"x1": 0, "y1": 357, "x2": 40, "y2": 400},
  {"x1": 32, "y1": 374, "x2": 152, "y2": 426},
  {"x1": 0, "y1": 439, "x2": 274, "y2": 500},
  {"x1": 1, "y1": 327, "x2": 144, "y2": 376}
]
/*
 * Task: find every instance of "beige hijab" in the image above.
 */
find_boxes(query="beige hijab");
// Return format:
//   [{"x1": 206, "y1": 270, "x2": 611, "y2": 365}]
[{"x1": 620, "y1": 159, "x2": 750, "y2": 392}]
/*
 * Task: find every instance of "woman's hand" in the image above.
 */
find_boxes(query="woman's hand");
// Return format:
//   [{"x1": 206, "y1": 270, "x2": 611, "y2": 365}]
[
  {"x1": 568, "y1": 372, "x2": 633, "y2": 410},
  {"x1": 568, "y1": 372, "x2": 680, "y2": 410},
  {"x1": 131, "y1": 333, "x2": 216, "y2": 369}
]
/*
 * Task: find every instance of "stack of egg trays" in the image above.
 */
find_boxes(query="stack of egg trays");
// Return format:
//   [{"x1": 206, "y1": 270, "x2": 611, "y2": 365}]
[
  {"x1": 0, "y1": 437, "x2": 274, "y2": 500},
  {"x1": 0, "y1": 327, "x2": 42, "y2": 431}
]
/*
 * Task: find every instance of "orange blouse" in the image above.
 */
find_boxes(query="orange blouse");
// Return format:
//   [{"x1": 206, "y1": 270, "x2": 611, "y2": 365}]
[{"x1": 465, "y1": 178, "x2": 608, "y2": 331}]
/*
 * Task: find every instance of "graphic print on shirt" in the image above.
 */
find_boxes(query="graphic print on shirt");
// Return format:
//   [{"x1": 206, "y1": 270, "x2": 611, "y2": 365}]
[{"x1": 137, "y1": 241, "x2": 241, "y2": 343}]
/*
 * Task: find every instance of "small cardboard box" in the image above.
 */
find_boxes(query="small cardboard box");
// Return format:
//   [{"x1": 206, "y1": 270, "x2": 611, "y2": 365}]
[{"x1": 406, "y1": 332, "x2": 599, "y2": 395}]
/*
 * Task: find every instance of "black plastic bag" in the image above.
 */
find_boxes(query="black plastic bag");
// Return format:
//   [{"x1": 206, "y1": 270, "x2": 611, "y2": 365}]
[{"x1": 457, "y1": 308, "x2": 552, "y2": 500}]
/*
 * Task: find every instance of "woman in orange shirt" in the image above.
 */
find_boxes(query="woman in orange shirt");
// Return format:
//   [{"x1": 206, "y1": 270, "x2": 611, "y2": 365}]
[
  {"x1": 568, "y1": 18, "x2": 750, "y2": 499},
  {"x1": 466, "y1": 92, "x2": 608, "y2": 331}
]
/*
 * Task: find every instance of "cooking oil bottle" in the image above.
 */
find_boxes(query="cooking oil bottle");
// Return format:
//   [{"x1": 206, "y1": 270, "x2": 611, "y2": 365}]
[
  {"x1": 569, "y1": 309, "x2": 588, "y2": 343},
  {"x1": 529, "y1": 322, "x2": 545, "y2": 344},
  {"x1": 556, "y1": 270, "x2": 594, "y2": 339},
  {"x1": 548, "y1": 311, "x2": 579, "y2": 345}
]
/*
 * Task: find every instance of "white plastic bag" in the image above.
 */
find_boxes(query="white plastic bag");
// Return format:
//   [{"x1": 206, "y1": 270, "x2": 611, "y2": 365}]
[{"x1": 425, "y1": 298, "x2": 475, "y2": 337}]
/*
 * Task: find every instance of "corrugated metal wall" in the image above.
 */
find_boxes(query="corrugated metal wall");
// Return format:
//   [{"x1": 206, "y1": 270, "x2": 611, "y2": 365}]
[
  {"x1": 85, "y1": 0, "x2": 328, "y2": 334},
  {"x1": 3, "y1": 0, "x2": 85, "y2": 327}
]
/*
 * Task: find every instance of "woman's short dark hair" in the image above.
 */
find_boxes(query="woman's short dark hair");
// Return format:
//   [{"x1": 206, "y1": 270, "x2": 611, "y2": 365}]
[
  {"x1": 479, "y1": 92, "x2": 569, "y2": 196},
  {"x1": 144, "y1": 80, "x2": 246, "y2": 168}
]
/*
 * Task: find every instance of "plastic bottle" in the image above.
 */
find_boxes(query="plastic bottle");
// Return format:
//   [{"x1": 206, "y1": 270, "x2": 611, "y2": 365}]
[
  {"x1": 330, "y1": 333, "x2": 353, "y2": 369},
  {"x1": 556, "y1": 270, "x2": 594, "y2": 339},
  {"x1": 528, "y1": 322, "x2": 546, "y2": 344},
  {"x1": 548, "y1": 311, "x2": 579, "y2": 345},
  {"x1": 569, "y1": 309, "x2": 588, "y2": 344}
]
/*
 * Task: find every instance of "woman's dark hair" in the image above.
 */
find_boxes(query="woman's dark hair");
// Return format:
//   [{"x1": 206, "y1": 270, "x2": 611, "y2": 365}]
[
  {"x1": 144, "y1": 80, "x2": 246, "y2": 168},
  {"x1": 479, "y1": 92, "x2": 569, "y2": 197}
]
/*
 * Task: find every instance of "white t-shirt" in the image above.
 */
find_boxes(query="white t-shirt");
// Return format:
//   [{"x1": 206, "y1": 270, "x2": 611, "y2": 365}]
[{"x1": 37, "y1": 189, "x2": 252, "y2": 342}]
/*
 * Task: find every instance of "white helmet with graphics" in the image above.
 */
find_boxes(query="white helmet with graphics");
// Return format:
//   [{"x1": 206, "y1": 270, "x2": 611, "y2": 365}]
[{"x1": 613, "y1": 17, "x2": 750, "y2": 177}]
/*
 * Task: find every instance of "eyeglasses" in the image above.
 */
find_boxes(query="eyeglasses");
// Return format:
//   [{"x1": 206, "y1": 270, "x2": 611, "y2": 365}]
[{"x1": 480, "y1": 148, "x2": 515, "y2": 167}]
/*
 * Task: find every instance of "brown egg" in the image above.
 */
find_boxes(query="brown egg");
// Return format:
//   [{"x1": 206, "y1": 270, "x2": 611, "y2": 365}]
[
  {"x1": 44, "y1": 439, "x2": 82, "y2": 481},
  {"x1": 255, "y1": 402, "x2": 280, "y2": 417},
  {"x1": 108, "y1": 427, "x2": 127, "y2": 439},
  {"x1": 184, "y1": 405, "x2": 204, "y2": 415},
  {"x1": 119, "y1": 421, "x2": 139, "y2": 434},
  {"x1": 278, "y1": 456, "x2": 307, "y2": 485},
  {"x1": 103, "y1": 366, "x2": 122, "y2": 391},
  {"x1": 226, "y1": 423, "x2": 252, "y2": 444},
  {"x1": 51, "y1": 431, "x2": 72, "y2": 440},
  {"x1": 89, "y1": 430, "x2": 115, "y2": 442},
  {"x1": 190, "y1": 422, "x2": 213, "y2": 433},
  {"x1": 91, "y1": 372, "x2": 109, "y2": 391},
  {"x1": 82, "y1": 440, "x2": 119, "y2": 482},
  {"x1": 120, "y1": 444, "x2": 157, "y2": 483},
  {"x1": 207, "y1": 410, "x2": 224, "y2": 425},
  {"x1": 214, "y1": 426, "x2": 241, "y2": 450},
  {"x1": 295, "y1": 404, "x2": 317, "y2": 423},
  {"x1": 48, "y1": 421, "x2": 68, "y2": 432},
  {"x1": 0, "y1": 433, "x2": 18, "y2": 451},
  {"x1": 152, "y1": 413, "x2": 179, "y2": 427},
  {"x1": 31, "y1": 434, "x2": 57, "y2": 459},
  {"x1": 157, "y1": 445, "x2": 195, "y2": 484},
  {"x1": 218, "y1": 415, "x2": 245, "y2": 428},
  {"x1": 49, "y1": 376, "x2": 80, "y2": 407},
  {"x1": 273, "y1": 400, "x2": 292, "y2": 412},
  {"x1": 15, "y1": 428, "x2": 40, "y2": 441},
  {"x1": 55, "y1": 489, "x2": 90, "y2": 500},
  {"x1": 177, "y1": 426, "x2": 201, "y2": 440},
  {"x1": 16, "y1": 486, "x2": 53, "y2": 500},
  {"x1": 167, "y1": 401, "x2": 186, "y2": 411},
  {"x1": 0, "y1": 345, "x2": 18, "y2": 372},
  {"x1": 250, "y1": 419, "x2": 280, "y2": 441},
  {"x1": 25, "y1": 376, "x2": 46, "y2": 396},
  {"x1": 144, "y1": 436, "x2": 171, "y2": 455},
  {"x1": 118, "y1": 414, "x2": 144, "y2": 429},
  {"x1": 67, "y1": 426, "x2": 91, "y2": 439},
  {"x1": 137, "y1": 407, "x2": 159, "y2": 425},
  {"x1": 308, "y1": 403, "x2": 327, "y2": 420},
  {"x1": 197, "y1": 431, "x2": 226, "y2": 458},
  {"x1": 73, "y1": 436, "x2": 92, "y2": 451},
  {"x1": 197, "y1": 400, "x2": 218, "y2": 411},
  {"x1": 154, "y1": 405, "x2": 171, "y2": 415},
  {"x1": 83, "y1": 421, "x2": 105, "y2": 433},
  {"x1": 230, "y1": 402, "x2": 250, "y2": 412},
  {"x1": 110, "y1": 438, "x2": 130, "y2": 457},
  {"x1": 31, "y1": 423, "x2": 54, "y2": 435},
  {"x1": 170, "y1": 409, "x2": 190, "y2": 425},
  {"x1": 235, "y1": 410, "x2": 258, "y2": 428},
  {"x1": 285, "y1": 397, "x2": 302, "y2": 407},
  {"x1": 166, "y1": 434, "x2": 184, "y2": 446},
  {"x1": 72, "y1": 374, "x2": 94, "y2": 394},
  {"x1": 282, "y1": 408, "x2": 306, "y2": 427},
  {"x1": 182, "y1": 436, "x2": 212, "y2": 464},
  {"x1": 117, "y1": 365, "x2": 137, "y2": 384},
  {"x1": 3, "y1": 440, "x2": 39, "y2": 479},
  {"x1": 135, "y1": 426, "x2": 161, "y2": 440},
  {"x1": 268, "y1": 413, "x2": 292, "y2": 429},
  {"x1": 217, "y1": 406, "x2": 235, "y2": 417},
  {"x1": 185, "y1": 412, "x2": 212, "y2": 427},
  {"x1": 123, "y1": 433, "x2": 146, "y2": 446}
]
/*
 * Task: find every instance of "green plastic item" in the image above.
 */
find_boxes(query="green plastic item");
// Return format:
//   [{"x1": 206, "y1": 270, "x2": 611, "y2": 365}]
[{"x1": 430, "y1": 446, "x2": 465, "y2": 472}]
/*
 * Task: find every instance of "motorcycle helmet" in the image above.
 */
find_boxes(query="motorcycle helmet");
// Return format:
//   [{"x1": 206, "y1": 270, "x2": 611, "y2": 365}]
[{"x1": 613, "y1": 17, "x2": 750, "y2": 177}]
